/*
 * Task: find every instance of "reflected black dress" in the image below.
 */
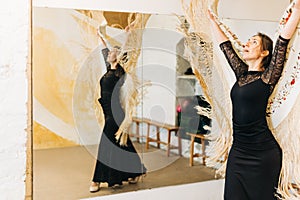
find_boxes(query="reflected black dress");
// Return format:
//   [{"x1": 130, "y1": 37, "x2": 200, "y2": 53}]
[
  {"x1": 92, "y1": 48, "x2": 146, "y2": 187},
  {"x1": 220, "y1": 36, "x2": 290, "y2": 200}
]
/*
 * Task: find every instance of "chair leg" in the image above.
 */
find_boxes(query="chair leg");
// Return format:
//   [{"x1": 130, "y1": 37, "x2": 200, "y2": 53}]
[
  {"x1": 189, "y1": 136, "x2": 195, "y2": 166},
  {"x1": 146, "y1": 123, "x2": 150, "y2": 149},
  {"x1": 201, "y1": 138, "x2": 206, "y2": 166},
  {"x1": 136, "y1": 122, "x2": 140, "y2": 143},
  {"x1": 177, "y1": 131, "x2": 182, "y2": 156},
  {"x1": 156, "y1": 126, "x2": 160, "y2": 148},
  {"x1": 167, "y1": 130, "x2": 171, "y2": 156}
]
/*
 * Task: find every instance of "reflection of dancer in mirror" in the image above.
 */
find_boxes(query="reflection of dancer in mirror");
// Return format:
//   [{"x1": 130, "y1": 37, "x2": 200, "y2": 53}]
[
  {"x1": 208, "y1": 0, "x2": 300, "y2": 199},
  {"x1": 90, "y1": 23, "x2": 147, "y2": 193}
]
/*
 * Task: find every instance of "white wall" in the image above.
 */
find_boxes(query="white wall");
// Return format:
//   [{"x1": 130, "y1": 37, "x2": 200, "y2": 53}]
[
  {"x1": 33, "y1": 0, "x2": 185, "y2": 15},
  {"x1": 138, "y1": 15, "x2": 182, "y2": 125},
  {"x1": 0, "y1": 0, "x2": 30, "y2": 199},
  {"x1": 219, "y1": 0, "x2": 289, "y2": 22}
]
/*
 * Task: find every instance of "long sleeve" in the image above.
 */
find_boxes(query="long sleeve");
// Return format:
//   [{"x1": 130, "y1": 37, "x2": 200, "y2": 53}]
[
  {"x1": 261, "y1": 36, "x2": 290, "y2": 88},
  {"x1": 219, "y1": 40, "x2": 248, "y2": 79},
  {"x1": 101, "y1": 48, "x2": 110, "y2": 70}
]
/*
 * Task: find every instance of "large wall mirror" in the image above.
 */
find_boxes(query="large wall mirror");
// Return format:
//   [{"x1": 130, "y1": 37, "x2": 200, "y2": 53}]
[
  {"x1": 32, "y1": 0, "x2": 292, "y2": 199},
  {"x1": 32, "y1": 5, "x2": 217, "y2": 200}
]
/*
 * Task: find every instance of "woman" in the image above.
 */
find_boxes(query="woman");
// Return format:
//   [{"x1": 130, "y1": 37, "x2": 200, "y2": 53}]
[
  {"x1": 208, "y1": 1, "x2": 300, "y2": 199},
  {"x1": 89, "y1": 26, "x2": 147, "y2": 192}
]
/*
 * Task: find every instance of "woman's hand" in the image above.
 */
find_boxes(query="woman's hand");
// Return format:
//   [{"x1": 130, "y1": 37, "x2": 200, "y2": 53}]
[
  {"x1": 97, "y1": 27, "x2": 107, "y2": 48},
  {"x1": 207, "y1": 9, "x2": 229, "y2": 43},
  {"x1": 207, "y1": 9, "x2": 216, "y2": 22},
  {"x1": 125, "y1": 21, "x2": 135, "y2": 32}
]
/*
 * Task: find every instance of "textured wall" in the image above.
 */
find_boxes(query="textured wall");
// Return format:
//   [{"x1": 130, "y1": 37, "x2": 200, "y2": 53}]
[{"x1": 0, "y1": 1, "x2": 30, "y2": 199}]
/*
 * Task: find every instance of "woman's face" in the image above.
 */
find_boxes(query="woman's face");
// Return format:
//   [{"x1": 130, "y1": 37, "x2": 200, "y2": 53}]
[
  {"x1": 107, "y1": 48, "x2": 119, "y2": 63},
  {"x1": 242, "y1": 35, "x2": 265, "y2": 61}
]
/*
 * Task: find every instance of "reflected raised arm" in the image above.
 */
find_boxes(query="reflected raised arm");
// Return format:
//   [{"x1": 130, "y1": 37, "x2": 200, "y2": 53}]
[
  {"x1": 97, "y1": 27, "x2": 108, "y2": 48},
  {"x1": 121, "y1": 20, "x2": 136, "y2": 50}
]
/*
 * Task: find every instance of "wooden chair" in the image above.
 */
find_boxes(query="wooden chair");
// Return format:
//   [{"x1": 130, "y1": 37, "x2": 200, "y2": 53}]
[
  {"x1": 145, "y1": 119, "x2": 181, "y2": 157},
  {"x1": 129, "y1": 117, "x2": 182, "y2": 157},
  {"x1": 186, "y1": 132, "x2": 211, "y2": 166}
]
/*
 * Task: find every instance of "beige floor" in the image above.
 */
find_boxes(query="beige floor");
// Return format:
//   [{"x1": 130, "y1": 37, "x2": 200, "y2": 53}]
[{"x1": 33, "y1": 142, "x2": 217, "y2": 200}]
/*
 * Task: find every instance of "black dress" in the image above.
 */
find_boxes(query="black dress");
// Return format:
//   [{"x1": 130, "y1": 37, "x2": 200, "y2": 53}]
[
  {"x1": 219, "y1": 36, "x2": 290, "y2": 200},
  {"x1": 92, "y1": 48, "x2": 147, "y2": 187}
]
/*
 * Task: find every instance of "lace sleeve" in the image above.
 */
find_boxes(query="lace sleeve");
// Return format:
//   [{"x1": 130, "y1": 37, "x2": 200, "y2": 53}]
[
  {"x1": 101, "y1": 48, "x2": 111, "y2": 70},
  {"x1": 262, "y1": 36, "x2": 290, "y2": 87},
  {"x1": 219, "y1": 40, "x2": 248, "y2": 78}
]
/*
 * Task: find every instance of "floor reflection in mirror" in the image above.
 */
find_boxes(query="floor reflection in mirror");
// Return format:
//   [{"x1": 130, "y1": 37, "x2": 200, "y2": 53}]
[{"x1": 33, "y1": 142, "x2": 216, "y2": 200}]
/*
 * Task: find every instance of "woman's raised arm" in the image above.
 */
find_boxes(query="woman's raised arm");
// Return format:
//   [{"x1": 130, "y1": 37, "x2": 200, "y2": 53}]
[
  {"x1": 207, "y1": 9, "x2": 229, "y2": 44},
  {"x1": 281, "y1": 0, "x2": 300, "y2": 39},
  {"x1": 97, "y1": 27, "x2": 108, "y2": 49}
]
